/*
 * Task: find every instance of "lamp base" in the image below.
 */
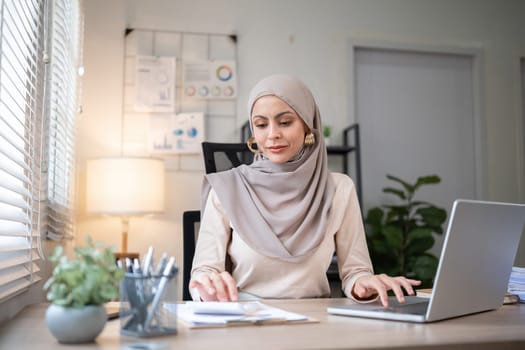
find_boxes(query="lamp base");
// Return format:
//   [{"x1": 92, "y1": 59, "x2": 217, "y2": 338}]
[{"x1": 114, "y1": 252, "x2": 140, "y2": 263}]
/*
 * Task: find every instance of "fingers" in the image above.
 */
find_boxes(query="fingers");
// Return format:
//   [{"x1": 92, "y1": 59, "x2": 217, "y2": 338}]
[
  {"x1": 214, "y1": 271, "x2": 238, "y2": 301},
  {"x1": 396, "y1": 277, "x2": 422, "y2": 297},
  {"x1": 189, "y1": 275, "x2": 216, "y2": 300},
  {"x1": 189, "y1": 271, "x2": 238, "y2": 301},
  {"x1": 375, "y1": 279, "x2": 390, "y2": 307},
  {"x1": 354, "y1": 274, "x2": 422, "y2": 307},
  {"x1": 382, "y1": 275, "x2": 405, "y2": 305},
  {"x1": 353, "y1": 275, "x2": 389, "y2": 306},
  {"x1": 222, "y1": 272, "x2": 239, "y2": 301}
]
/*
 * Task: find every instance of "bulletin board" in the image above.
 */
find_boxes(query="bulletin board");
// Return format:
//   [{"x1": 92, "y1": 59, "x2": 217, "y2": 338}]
[{"x1": 122, "y1": 28, "x2": 239, "y2": 171}]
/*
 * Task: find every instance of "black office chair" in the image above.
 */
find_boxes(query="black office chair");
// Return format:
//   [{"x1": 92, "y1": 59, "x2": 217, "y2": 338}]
[
  {"x1": 182, "y1": 210, "x2": 200, "y2": 301},
  {"x1": 182, "y1": 142, "x2": 252, "y2": 300},
  {"x1": 201, "y1": 142, "x2": 253, "y2": 174}
]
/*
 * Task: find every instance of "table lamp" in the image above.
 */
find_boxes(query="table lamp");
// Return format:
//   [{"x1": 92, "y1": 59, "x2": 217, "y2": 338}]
[{"x1": 86, "y1": 157, "x2": 165, "y2": 260}]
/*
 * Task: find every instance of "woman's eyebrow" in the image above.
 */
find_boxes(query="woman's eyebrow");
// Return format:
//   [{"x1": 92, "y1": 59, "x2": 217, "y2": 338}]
[{"x1": 252, "y1": 110, "x2": 295, "y2": 120}]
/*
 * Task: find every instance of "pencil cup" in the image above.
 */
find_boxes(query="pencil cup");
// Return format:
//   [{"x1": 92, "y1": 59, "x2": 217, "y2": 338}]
[{"x1": 119, "y1": 269, "x2": 178, "y2": 337}]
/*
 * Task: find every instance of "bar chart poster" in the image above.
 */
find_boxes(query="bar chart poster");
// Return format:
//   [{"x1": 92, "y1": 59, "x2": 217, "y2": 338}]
[
  {"x1": 182, "y1": 60, "x2": 237, "y2": 99},
  {"x1": 135, "y1": 55, "x2": 176, "y2": 112},
  {"x1": 149, "y1": 112, "x2": 204, "y2": 154}
]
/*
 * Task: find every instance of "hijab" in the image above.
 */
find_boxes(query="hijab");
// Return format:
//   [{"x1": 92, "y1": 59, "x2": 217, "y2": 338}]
[{"x1": 202, "y1": 74, "x2": 335, "y2": 263}]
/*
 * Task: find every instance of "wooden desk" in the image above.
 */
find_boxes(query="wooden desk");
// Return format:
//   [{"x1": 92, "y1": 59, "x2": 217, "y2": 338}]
[{"x1": 1, "y1": 299, "x2": 525, "y2": 350}]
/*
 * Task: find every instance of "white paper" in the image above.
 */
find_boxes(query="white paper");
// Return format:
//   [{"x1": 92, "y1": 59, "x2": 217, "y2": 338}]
[
  {"x1": 167, "y1": 301, "x2": 308, "y2": 327},
  {"x1": 149, "y1": 112, "x2": 204, "y2": 154},
  {"x1": 182, "y1": 60, "x2": 237, "y2": 99},
  {"x1": 135, "y1": 56, "x2": 176, "y2": 112}
]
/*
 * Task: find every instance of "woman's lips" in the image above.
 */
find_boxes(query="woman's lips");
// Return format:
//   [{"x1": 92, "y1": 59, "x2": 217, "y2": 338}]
[{"x1": 267, "y1": 145, "x2": 287, "y2": 153}]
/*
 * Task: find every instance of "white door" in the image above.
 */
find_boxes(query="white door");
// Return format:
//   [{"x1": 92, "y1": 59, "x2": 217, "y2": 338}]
[{"x1": 355, "y1": 48, "x2": 478, "y2": 253}]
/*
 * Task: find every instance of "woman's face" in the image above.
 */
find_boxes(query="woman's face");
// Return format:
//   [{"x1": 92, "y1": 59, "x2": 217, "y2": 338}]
[{"x1": 251, "y1": 95, "x2": 308, "y2": 163}]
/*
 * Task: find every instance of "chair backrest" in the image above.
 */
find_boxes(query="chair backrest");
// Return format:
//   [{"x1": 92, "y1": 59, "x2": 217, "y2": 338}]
[
  {"x1": 240, "y1": 120, "x2": 251, "y2": 142},
  {"x1": 201, "y1": 142, "x2": 253, "y2": 174},
  {"x1": 182, "y1": 210, "x2": 200, "y2": 301}
]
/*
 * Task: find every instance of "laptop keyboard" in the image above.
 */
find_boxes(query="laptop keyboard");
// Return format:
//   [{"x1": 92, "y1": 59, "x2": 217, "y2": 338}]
[{"x1": 375, "y1": 301, "x2": 429, "y2": 315}]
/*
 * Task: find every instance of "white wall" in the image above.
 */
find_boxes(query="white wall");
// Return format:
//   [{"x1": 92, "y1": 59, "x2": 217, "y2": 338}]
[{"x1": 77, "y1": 0, "x2": 525, "y2": 286}]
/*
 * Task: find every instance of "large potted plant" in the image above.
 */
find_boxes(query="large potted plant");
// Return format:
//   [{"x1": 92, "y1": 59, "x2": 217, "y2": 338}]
[
  {"x1": 43, "y1": 237, "x2": 124, "y2": 344},
  {"x1": 364, "y1": 174, "x2": 447, "y2": 287}
]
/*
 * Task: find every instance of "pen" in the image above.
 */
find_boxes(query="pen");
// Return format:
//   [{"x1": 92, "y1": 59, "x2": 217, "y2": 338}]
[
  {"x1": 145, "y1": 256, "x2": 175, "y2": 329},
  {"x1": 226, "y1": 317, "x2": 287, "y2": 326},
  {"x1": 133, "y1": 258, "x2": 142, "y2": 275},
  {"x1": 142, "y1": 246, "x2": 154, "y2": 276},
  {"x1": 155, "y1": 252, "x2": 168, "y2": 276},
  {"x1": 125, "y1": 257, "x2": 133, "y2": 273}
]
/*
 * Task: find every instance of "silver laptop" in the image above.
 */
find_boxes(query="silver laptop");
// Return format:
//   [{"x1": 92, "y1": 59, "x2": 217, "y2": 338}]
[{"x1": 327, "y1": 199, "x2": 525, "y2": 323}]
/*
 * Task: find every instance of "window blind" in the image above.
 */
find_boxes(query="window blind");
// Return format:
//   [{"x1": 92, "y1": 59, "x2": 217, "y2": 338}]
[
  {"x1": 0, "y1": 0, "x2": 46, "y2": 301},
  {"x1": 42, "y1": 0, "x2": 81, "y2": 241}
]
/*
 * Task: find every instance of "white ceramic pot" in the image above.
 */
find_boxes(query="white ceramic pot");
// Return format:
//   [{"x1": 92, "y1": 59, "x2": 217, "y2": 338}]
[{"x1": 45, "y1": 304, "x2": 107, "y2": 344}]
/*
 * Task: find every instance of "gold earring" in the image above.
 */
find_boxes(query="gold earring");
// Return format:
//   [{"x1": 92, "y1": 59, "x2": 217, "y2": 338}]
[
  {"x1": 304, "y1": 132, "x2": 315, "y2": 146},
  {"x1": 246, "y1": 137, "x2": 259, "y2": 153}
]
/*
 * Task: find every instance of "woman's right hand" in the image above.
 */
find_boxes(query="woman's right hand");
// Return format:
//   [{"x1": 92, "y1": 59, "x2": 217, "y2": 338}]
[{"x1": 189, "y1": 271, "x2": 238, "y2": 301}]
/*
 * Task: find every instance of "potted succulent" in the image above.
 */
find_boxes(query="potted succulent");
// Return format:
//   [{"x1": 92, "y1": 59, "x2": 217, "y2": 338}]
[
  {"x1": 364, "y1": 174, "x2": 447, "y2": 288},
  {"x1": 323, "y1": 125, "x2": 332, "y2": 145},
  {"x1": 44, "y1": 237, "x2": 124, "y2": 344}
]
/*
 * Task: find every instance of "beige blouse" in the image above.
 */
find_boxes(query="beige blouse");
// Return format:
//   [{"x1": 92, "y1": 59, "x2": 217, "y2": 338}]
[{"x1": 190, "y1": 172, "x2": 374, "y2": 300}]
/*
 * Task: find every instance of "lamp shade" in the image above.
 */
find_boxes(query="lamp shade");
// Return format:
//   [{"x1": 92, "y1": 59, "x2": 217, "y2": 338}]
[{"x1": 86, "y1": 157, "x2": 165, "y2": 215}]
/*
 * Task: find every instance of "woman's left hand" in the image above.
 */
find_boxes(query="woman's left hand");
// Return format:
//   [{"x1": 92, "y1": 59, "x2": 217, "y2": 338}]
[{"x1": 352, "y1": 274, "x2": 422, "y2": 307}]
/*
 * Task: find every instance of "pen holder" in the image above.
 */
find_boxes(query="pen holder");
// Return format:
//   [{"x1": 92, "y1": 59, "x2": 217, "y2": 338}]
[{"x1": 119, "y1": 270, "x2": 178, "y2": 337}]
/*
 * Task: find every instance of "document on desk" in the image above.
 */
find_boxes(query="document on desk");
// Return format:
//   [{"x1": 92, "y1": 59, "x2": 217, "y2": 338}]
[{"x1": 166, "y1": 301, "x2": 318, "y2": 329}]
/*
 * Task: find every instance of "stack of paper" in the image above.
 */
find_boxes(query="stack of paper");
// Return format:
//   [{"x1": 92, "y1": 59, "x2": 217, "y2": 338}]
[
  {"x1": 507, "y1": 266, "x2": 525, "y2": 303},
  {"x1": 165, "y1": 301, "x2": 317, "y2": 328}
]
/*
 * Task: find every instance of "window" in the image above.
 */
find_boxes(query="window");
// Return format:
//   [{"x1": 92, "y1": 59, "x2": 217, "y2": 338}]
[
  {"x1": 42, "y1": 0, "x2": 81, "y2": 241},
  {"x1": 0, "y1": 0, "x2": 82, "y2": 302},
  {"x1": 0, "y1": 0, "x2": 46, "y2": 301}
]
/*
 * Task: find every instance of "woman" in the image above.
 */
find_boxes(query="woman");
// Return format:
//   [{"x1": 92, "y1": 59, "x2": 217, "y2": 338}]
[{"x1": 190, "y1": 74, "x2": 420, "y2": 306}]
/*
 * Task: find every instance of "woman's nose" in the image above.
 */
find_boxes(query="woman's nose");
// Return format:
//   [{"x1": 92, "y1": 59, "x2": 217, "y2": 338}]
[{"x1": 268, "y1": 122, "x2": 281, "y2": 139}]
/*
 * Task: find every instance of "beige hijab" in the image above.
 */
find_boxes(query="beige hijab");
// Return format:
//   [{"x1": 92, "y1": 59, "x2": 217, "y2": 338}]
[{"x1": 202, "y1": 74, "x2": 335, "y2": 263}]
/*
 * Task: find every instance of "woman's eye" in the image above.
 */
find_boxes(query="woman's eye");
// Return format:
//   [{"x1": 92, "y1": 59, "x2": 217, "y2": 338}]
[
  {"x1": 280, "y1": 120, "x2": 292, "y2": 126},
  {"x1": 254, "y1": 123, "x2": 267, "y2": 129}
]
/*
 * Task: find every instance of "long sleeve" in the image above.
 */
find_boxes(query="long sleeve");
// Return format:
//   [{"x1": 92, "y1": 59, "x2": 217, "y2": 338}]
[
  {"x1": 189, "y1": 189, "x2": 232, "y2": 300},
  {"x1": 330, "y1": 173, "x2": 375, "y2": 300}
]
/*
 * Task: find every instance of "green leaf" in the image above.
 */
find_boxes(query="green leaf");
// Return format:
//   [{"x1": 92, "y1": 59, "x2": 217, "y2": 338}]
[
  {"x1": 382, "y1": 225, "x2": 403, "y2": 250},
  {"x1": 413, "y1": 175, "x2": 441, "y2": 192},
  {"x1": 49, "y1": 246, "x2": 64, "y2": 262},
  {"x1": 369, "y1": 250, "x2": 401, "y2": 276},
  {"x1": 365, "y1": 207, "x2": 384, "y2": 227},
  {"x1": 406, "y1": 227, "x2": 433, "y2": 242},
  {"x1": 384, "y1": 205, "x2": 409, "y2": 220},
  {"x1": 386, "y1": 174, "x2": 414, "y2": 194},
  {"x1": 410, "y1": 200, "x2": 432, "y2": 207},
  {"x1": 383, "y1": 187, "x2": 406, "y2": 200},
  {"x1": 412, "y1": 254, "x2": 439, "y2": 281},
  {"x1": 405, "y1": 228, "x2": 434, "y2": 255},
  {"x1": 416, "y1": 206, "x2": 447, "y2": 228},
  {"x1": 368, "y1": 237, "x2": 393, "y2": 256}
]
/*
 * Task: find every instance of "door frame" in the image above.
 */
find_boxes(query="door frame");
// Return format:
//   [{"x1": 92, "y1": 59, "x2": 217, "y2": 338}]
[{"x1": 514, "y1": 52, "x2": 525, "y2": 202}]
